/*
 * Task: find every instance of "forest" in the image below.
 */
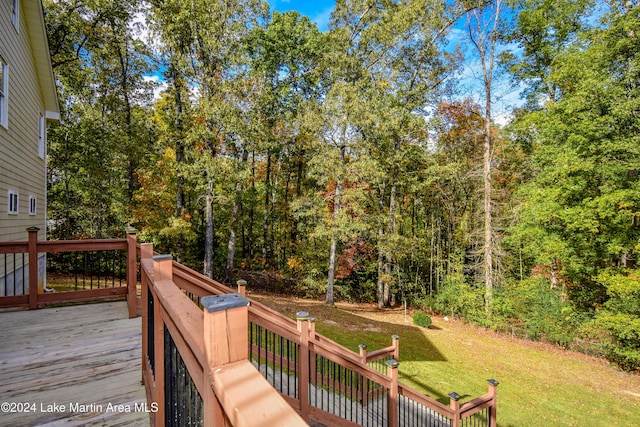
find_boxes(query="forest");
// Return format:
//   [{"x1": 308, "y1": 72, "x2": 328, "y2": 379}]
[{"x1": 42, "y1": 0, "x2": 640, "y2": 370}]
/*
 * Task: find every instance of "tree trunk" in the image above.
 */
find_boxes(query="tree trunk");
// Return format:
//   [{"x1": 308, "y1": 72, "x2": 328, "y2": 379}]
[
  {"x1": 226, "y1": 181, "x2": 242, "y2": 284},
  {"x1": 226, "y1": 150, "x2": 247, "y2": 284},
  {"x1": 326, "y1": 178, "x2": 342, "y2": 305},
  {"x1": 171, "y1": 65, "x2": 185, "y2": 217},
  {"x1": 262, "y1": 151, "x2": 271, "y2": 266},
  {"x1": 327, "y1": 146, "x2": 345, "y2": 305},
  {"x1": 377, "y1": 226, "x2": 385, "y2": 308},
  {"x1": 483, "y1": 93, "x2": 493, "y2": 309},
  {"x1": 382, "y1": 162, "x2": 399, "y2": 307},
  {"x1": 204, "y1": 184, "x2": 214, "y2": 279},
  {"x1": 468, "y1": 1, "x2": 501, "y2": 311}
]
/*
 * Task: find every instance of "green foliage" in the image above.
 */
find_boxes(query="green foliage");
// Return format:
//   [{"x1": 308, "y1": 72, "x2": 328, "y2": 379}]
[
  {"x1": 494, "y1": 278, "x2": 583, "y2": 346},
  {"x1": 591, "y1": 270, "x2": 640, "y2": 370},
  {"x1": 433, "y1": 257, "x2": 484, "y2": 322},
  {"x1": 412, "y1": 311, "x2": 432, "y2": 328}
]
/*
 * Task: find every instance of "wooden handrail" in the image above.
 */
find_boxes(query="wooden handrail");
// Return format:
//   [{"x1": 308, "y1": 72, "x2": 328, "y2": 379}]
[
  {"x1": 397, "y1": 383, "x2": 456, "y2": 419},
  {"x1": 0, "y1": 242, "x2": 29, "y2": 253},
  {"x1": 210, "y1": 360, "x2": 307, "y2": 427},
  {"x1": 0, "y1": 228, "x2": 138, "y2": 314},
  {"x1": 36, "y1": 239, "x2": 127, "y2": 252}
]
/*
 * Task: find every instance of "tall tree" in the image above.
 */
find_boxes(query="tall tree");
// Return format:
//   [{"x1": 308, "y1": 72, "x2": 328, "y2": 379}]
[
  {"x1": 149, "y1": 0, "x2": 267, "y2": 277},
  {"x1": 463, "y1": 0, "x2": 506, "y2": 310},
  {"x1": 45, "y1": 0, "x2": 155, "y2": 239}
]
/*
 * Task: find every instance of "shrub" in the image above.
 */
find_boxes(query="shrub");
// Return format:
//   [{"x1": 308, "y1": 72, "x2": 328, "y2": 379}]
[
  {"x1": 433, "y1": 269, "x2": 484, "y2": 321},
  {"x1": 413, "y1": 311, "x2": 432, "y2": 328},
  {"x1": 592, "y1": 270, "x2": 640, "y2": 371},
  {"x1": 494, "y1": 278, "x2": 582, "y2": 346}
]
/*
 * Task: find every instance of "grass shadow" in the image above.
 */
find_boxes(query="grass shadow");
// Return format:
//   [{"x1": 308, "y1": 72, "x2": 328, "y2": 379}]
[{"x1": 248, "y1": 291, "x2": 446, "y2": 363}]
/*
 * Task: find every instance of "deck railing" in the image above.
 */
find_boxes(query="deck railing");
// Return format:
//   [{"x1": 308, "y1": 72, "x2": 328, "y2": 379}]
[
  {"x1": 141, "y1": 250, "x2": 305, "y2": 426},
  {"x1": 0, "y1": 227, "x2": 138, "y2": 317},
  {"x1": 0, "y1": 229, "x2": 498, "y2": 426},
  {"x1": 140, "y1": 244, "x2": 499, "y2": 427}
]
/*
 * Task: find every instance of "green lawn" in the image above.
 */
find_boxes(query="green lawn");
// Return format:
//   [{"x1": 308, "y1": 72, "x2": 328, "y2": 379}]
[{"x1": 250, "y1": 293, "x2": 640, "y2": 427}]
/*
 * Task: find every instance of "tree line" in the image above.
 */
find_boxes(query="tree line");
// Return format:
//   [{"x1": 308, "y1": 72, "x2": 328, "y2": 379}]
[{"x1": 43, "y1": 0, "x2": 640, "y2": 370}]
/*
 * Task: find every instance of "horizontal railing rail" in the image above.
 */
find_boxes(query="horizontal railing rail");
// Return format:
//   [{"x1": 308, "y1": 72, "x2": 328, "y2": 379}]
[{"x1": 0, "y1": 228, "x2": 138, "y2": 317}]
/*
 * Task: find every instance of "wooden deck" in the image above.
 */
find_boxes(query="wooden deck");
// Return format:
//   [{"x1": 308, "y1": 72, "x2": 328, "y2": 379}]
[{"x1": 0, "y1": 302, "x2": 150, "y2": 426}]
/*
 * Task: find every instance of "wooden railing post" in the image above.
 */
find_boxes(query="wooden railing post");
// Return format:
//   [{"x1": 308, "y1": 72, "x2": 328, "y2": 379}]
[
  {"x1": 387, "y1": 360, "x2": 400, "y2": 427},
  {"x1": 392, "y1": 334, "x2": 400, "y2": 360},
  {"x1": 27, "y1": 227, "x2": 39, "y2": 310},
  {"x1": 125, "y1": 227, "x2": 138, "y2": 318},
  {"x1": 488, "y1": 379, "x2": 499, "y2": 427},
  {"x1": 449, "y1": 392, "x2": 461, "y2": 427},
  {"x1": 308, "y1": 317, "x2": 317, "y2": 387},
  {"x1": 359, "y1": 343, "x2": 368, "y2": 363},
  {"x1": 202, "y1": 293, "x2": 249, "y2": 427},
  {"x1": 237, "y1": 279, "x2": 247, "y2": 297},
  {"x1": 297, "y1": 311, "x2": 311, "y2": 421},
  {"x1": 359, "y1": 344, "x2": 368, "y2": 404},
  {"x1": 140, "y1": 243, "x2": 153, "y2": 385},
  {"x1": 153, "y1": 254, "x2": 173, "y2": 281},
  {"x1": 140, "y1": 242, "x2": 153, "y2": 260},
  {"x1": 152, "y1": 255, "x2": 171, "y2": 425}
]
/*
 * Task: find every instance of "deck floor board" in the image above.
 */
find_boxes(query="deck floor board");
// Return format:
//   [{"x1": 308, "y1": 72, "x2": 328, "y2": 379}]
[{"x1": 0, "y1": 302, "x2": 150, "y2": 426}]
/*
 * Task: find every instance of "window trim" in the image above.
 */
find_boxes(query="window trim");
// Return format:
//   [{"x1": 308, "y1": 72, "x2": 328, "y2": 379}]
[
  {"x1": 12, "y1": 0, "x2": 20, "y2": 31},
  {"x1": 0, "y1": 56, "x2": 7, "y2": 129},
  {"x1": 38, "y1": 113, "x2": 45, "y2": 158},
  {"x1": 28, "y1": 196, "x2": 36, "y2": 215},
  {"x1": 8, "y1": 190, "x2": 19, "y2": 214}
]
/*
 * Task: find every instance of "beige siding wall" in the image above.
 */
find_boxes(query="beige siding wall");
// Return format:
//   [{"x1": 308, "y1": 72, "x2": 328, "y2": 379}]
[{"x1": 0, "y1": 1, "x2": 47, "y2": 243}]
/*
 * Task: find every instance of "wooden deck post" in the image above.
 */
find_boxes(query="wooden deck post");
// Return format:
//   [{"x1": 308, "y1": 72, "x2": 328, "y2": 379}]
[
  {"x1": 359, "y1": 344, "x2": 368, "y2": 404},
  {"x1": 392, "y1": 334, "x2": 400, "y2": 360},
  {"x1": 297, "y1": 311, "x2": 311, "y2": 421},
  {"x1": 201, "y1": 293, "x2": 248, "y2": 427},
  {"x1": 488, "y1": 379, "x2": 499, "y2": 427},
  {"x1": 152, "y1": 255, "x2": 171, "y2": 425},
  {"x1": 153, "y1": 254, "x2": 173, "y2": 281},
  {"x1": 27, "y1": 227, "x2": 39, "y2": 310},
  {"x1": 449, "y1": 392, "x2": 461, "y2": 427},
  {"x1": 202, "y1": 294, "x2": 307, "y2": 427},
  {"x1": 308, "y1": 317, "x2": 317, "y2": 387},
  {"x1": 387, "y1": 359, "x2": 400, "y2": 427},
  {"x1": 237, "y1": 279, "x2": 247, "y2": 297},
  {"x1": 140, "y1": 242, "x2": 153, "y2": 260},
  {"x1": 125, "y1": 227, "x2": 138, "y2": 318}
]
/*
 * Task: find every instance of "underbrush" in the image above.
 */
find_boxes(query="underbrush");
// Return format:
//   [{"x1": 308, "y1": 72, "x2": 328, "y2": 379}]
[{"x1": 416, "y1": 273, "x2": 640, "y2": 372}]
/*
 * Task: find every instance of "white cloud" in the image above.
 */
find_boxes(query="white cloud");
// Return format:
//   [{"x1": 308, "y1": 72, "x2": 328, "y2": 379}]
[
  {"x1": 311, "y1": 7, "x2": 333, "y2": 32},
  {"x1": 143, "y1": 75, "x2": 167, "y2": 101}
]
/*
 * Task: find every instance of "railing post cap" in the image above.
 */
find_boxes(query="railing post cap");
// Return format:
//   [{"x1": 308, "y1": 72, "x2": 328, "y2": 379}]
[
  {"x1": 236, "y1": 279, "x2": 247, "y2": 286},
  {"x1": 201, "y1": 293, "x2": 249, "y2": 313},
  {"x1": 359, "y1": 343, "x2": 368, "y2": 349},
  {"x1": 448, "y1": 392, "x2": 461, "y2": 401},
  {"x1": 487, "y1": 378, "x2": 500, "y2": 386},
  {"x1": 296, "y1": 311, "x2": 310, "y2": 320},
  {"x1": 152, "y1": 254, "x2": 173, "y2": 262},
  {"x1": 26, "y1": 226, "x2": 40, "y2": 232},
  {"x1": 392, "y1": 334, "x2": 400, "y2": 340},
  {"x1": 386, "y1": 359, "x2": 400, "y2": 369},
  {"x1": 125, "y1": 226, "x2": 138, "y2": 234}
]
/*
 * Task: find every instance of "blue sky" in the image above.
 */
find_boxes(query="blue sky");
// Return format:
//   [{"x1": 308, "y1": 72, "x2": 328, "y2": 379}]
[{"x1": 266, "y1": 0, "x2": 336, "y2": 31}]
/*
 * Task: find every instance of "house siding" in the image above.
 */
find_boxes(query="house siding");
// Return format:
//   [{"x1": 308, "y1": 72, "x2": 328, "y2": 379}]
[{"x1": 0, "y1": 0, "x2": 47, "y2": 243}]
